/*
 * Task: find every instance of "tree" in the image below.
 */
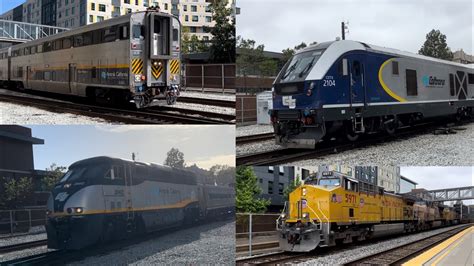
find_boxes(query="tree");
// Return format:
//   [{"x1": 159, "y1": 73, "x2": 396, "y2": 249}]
[
  {"x1": 283, "y1": 174, "x2": 302, "y2": 201},
  {"x1": 181, "y1": 26, "x2": 208, "y2": 54},
  {"x1": 164, "y1": 147, "x2": 185, "y2": 168},
  {"x1": 0, "y1": 177, "x2": 33, "y2": 209},
  {"x1": 207, "y1": 0, "x2": 235, "y2": 63},
  {"x1": 418, "y1": 29, "x2": 453, "y2": 60},
  {"x1": 209, "y1": 165, "x2": 235, "y2": 187},
  {"x1": 236, "y1": 166, "x2": 270, "y2": 213},
  {"x1": 42, "y1": 163, "x2": 67, "y2": 191}
]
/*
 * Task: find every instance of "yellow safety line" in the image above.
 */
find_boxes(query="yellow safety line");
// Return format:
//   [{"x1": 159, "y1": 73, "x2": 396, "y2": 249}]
[
  {"x1": 402, "y1": 226, "x2": 473, "y2": 266},
  {"x1": 431, "y1": 226, "x2": 473, "y2": 266},
  {"x1": 378, "y1": 58, "x2": 407, "y2": 102}
]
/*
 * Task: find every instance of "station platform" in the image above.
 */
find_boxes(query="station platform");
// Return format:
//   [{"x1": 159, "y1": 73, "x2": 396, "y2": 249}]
[{"x1": 403, "y1": 226, "x2": 473, "y2": 266}]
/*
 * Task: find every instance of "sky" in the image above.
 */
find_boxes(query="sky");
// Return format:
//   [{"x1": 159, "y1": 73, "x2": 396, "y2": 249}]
[
  {"x1": 237, "y1": 0, "x2": 473, "y2": 54},
  {"x1": 0, "y1": 0, "x2": 24, "y2": 14},
  {"x1": 401, "y1": 166, "x2": 473, "y2": 204},
  {"x1": 29, "y1": 125, "x2": 235, "y2": 170}
]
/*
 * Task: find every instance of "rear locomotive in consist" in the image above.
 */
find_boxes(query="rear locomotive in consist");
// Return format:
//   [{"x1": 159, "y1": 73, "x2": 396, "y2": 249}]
[
  {"x1": 0, "y1": 8, "x2": 181, "y2": 108},
  {"x1": 270, "y1": 40, "x2": 474, "y2": 148},
  {"x1": 277, "y1": 171, "x2": 460, "y2": 252},
  {"x1": 46, "y1": 157, "x2": 234, "y2": 250}
]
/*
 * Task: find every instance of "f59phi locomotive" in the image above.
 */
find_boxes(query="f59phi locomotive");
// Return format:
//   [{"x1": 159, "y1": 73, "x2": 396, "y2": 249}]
[
  {"x1": 46, "y1": 157, "x2": 234, "y2": 250},
  {"x1": 0, "y1": 8, "x2": 181, "y2": 108},
  {"x1": 270, "y1": 40, "x2": 474, "y2": 148},
  {"x1": 277, "y1": 171, "x2": 461, "y2": 252}
]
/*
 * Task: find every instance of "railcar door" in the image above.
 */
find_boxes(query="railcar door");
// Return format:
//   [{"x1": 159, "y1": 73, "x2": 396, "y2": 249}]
[
  {"x1": 349, "y1": 57, "x2": 366, "y2": 107},
  {"x1": 455, "y1": 71, "x2": 467, "y2": 100},
  {"x1": 68, "y1": 63, "x2": 77, "y2": 94}
]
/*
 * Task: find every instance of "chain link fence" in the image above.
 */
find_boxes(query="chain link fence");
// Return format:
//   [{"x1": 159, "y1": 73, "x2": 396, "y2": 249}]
[
  {"x1": 0, "y1": 209, "x2": 47, "y2": 236},
  {"x1": 236, "y1": 213, "x2": 280, "y2": 257}
]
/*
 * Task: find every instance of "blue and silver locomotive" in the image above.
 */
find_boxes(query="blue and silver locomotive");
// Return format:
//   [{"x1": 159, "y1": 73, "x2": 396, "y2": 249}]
[
  {"x1": 46, "y1": 157, "x2": 234, "y2": 250},
  {"x1": 270, "y1": 40, "x2": 474, "y2": 148}
]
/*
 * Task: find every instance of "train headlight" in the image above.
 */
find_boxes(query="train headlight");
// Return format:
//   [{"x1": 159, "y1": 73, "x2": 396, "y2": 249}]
[
  {"x1": 280, "y1": 214, "x2": 286, "y2": 219},
  {"x1": 302, "y1": 213, "x2": 309, "y2": 219},
  {"x1": 75, "y1": 207, "x2": 83, "y2": 214},
  {"x1": 302, "y1": 188, "x2": 307, "y2": 196}
]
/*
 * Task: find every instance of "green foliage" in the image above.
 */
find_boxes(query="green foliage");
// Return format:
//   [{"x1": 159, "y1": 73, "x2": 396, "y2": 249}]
[
  {"x1": 0, "y1": 177, "x2": 33, "y2": 209},
  {"x1": 237, "y1": 36, "x2": 278, "y2": 77},
  {"x1": 164, "y1": 147, "x2": 185, "y2": 169},
  {"x1": 283, "y1": 174, "x2": 302, "y2": 201},
  {"x1": 236, "y1": 166, "x2": 270, "y2": 213},
  {"x1": 418, "y1": 29, "x2": 453, "y2": 60},
  {"x1": 42, "y1": 163, "x2": 67, "y2": 191},
  {"x1": 181, "y1": 26, "x2": 208, "y2": 54},
  {"x1": 281, "y1": 42, "x2": 315, "y2": 63},
  {"x1": 207, "y1": 0, "x2": 236, "y2": 63},
  {"x1": 209, "y1": 164, "x2": 235, "y2": 186}
]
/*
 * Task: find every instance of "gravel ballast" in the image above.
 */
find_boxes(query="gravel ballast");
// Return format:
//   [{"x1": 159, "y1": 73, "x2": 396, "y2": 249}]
[
  {"x1": 300, "y1": 224, "x2": 469, "y2": 265},
  {"x1": 236, "y1": 124, "x2": 273, "y2": 137},
  {"x1": 180, "y1": 91, "x2": 235, "y2": 101},
  {"x1": 69, "y1": 220, "x2": 235, "y2": 265}
]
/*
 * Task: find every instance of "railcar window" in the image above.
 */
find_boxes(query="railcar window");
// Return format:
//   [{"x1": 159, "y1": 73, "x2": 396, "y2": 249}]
[
  {"x1": 154, "y1": 20, "x2": 161, "y2": 34},
  {"x1": 83, "y1": 32, "x2": 93, "y2": 45},
  {"x1": 24, "y1": 47, "x2": 30, "y2": 55},
  {"x1": 63, "y1": 38, "x2": 72, "y2": 49},
  {"x1": 103, "y1": 26, "x2": 118, "y2": 42},
  {"x1": 54, "y1": 39, "x2": 63, "y2": 50},
  {"x1": 19, "y1": 49, "x2": 24, "y2": 56},
  {"x1": 406, "y1": 69, "x2": 418, "y2": 96},
  {"x1": 449, "y1": 74, "x2": 455, "y2": 96},
  {"x1": 353, "y1": 61, "x2": 361, "y2": 76},
  {"x1": 31, "y1": 46, "x2": 36, "y2": 54},
  {"x1": 43, "y1": 42, "x2": 52, "y2": 52},
  {"x1": 74, "y1": 35, "x2": 84, "y2": 47},
  {"x1": 92, "y1": 30, "x2": 102, "y2": 44},
  {"x1": 119, "y1": 24, "x2": 129, "y2": 40},
  {"x1": 468, "y1": 73, "x2": 474, "y2": 84},
  {"x1": 392, "y1": 61, "x2": 399, "y2": 75},
  {"x1": 37, "y1": 44, "x2": 43, "y2": 53}
]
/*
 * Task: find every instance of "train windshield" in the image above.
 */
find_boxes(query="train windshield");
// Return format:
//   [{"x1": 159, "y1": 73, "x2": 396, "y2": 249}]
[
  {"x1": 319, "y1": 178, "x2": 340, "y2": 187},
  {"x1": 59, "y1": 164, "x2": 109, "y2": 183},
  {"x1": 278, "y1": 49, "x2": 325, "y2": 83}
]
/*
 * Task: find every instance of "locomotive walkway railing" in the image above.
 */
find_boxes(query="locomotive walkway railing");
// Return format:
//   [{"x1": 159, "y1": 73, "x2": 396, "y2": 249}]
[{"x1": 0, "y1": 20, "x2": 68, "y2": 44}]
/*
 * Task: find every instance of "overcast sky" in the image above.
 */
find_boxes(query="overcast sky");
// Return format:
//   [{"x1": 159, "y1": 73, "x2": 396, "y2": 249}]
[
  {"x1": 237, "y1": 0, "x2": 473, "y2": 54},
  {"x1": 30, "y1": 125, "x2": 235, "y2": 170},
  {"x1": 401, "y1": 166, "x2": 473, "y2": 204}
]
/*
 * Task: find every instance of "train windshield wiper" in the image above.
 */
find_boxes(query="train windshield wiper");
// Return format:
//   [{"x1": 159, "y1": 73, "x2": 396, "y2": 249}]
[
  {"x1": 298, "y1": 57, "x2": 315, "y2": 78},
  {"x1": 281, "y1": 59, "x2": 299, "y2": 80}
]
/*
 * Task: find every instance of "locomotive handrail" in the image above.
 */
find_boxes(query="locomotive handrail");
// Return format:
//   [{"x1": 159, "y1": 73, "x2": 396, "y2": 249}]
[
  {"x1": 317, "y1": 201, "x2": 331, "y2": 233},
  {"x1": 305, "y1": 203, "x2": 323, "y2": 229}
]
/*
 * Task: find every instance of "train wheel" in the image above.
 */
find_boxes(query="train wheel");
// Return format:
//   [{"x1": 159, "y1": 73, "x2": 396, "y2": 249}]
[{"x1": 384, "y1": 121, "x2": 397, "y2": 135}]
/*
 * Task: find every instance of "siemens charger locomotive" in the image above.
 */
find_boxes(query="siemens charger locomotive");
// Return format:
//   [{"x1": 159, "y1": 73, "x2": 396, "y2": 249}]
[
  {"x1": 46, "y1": 157, "x2": 234, "y2": 250},
  {"x1": 0, "y1": 9, "x2": 181, "y2": 108},
  {"x1": 277, "y1": 172, "x2": 461, "y2": 252},
  {"x1": 271, "y1": 40, "x2": 474, "y2": 148}
]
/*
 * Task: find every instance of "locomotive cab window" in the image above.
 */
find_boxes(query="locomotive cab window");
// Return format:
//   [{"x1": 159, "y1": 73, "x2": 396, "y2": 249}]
[
  {"x1": 392, "y1": 61, "x2": 399, "y2": 75},
  {"x1": 468, "y1": 73, "x2": 474, "y2": 84},
  {"x1": 319, "y1": 178, "x2": 340, "y2": 187},
  {"x1": 352, "y1": 61, "x2": 361, "y2": 76},
  {"x1": 105, "y1": 165, "x2": 124, "y2": 180},
  {"x1": 406, "y1": 69, "x2": 418, "y2": 96}
]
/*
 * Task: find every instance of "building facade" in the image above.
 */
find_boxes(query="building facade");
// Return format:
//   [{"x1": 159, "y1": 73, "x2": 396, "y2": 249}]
[
  {"x1": 400, "y1": 175, "x2": 417, "y2": 193},
  {"x1": 452, "y1": 49, "x2": 474, "y2": 64},
  {"x1": 1, "y1": 0, "x2": 235, "y2": 40}
]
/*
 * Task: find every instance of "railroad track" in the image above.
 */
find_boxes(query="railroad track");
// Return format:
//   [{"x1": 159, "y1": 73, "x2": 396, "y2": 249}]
[
  {"x1": 2, "y1": 250, "x2": 71, "y2": 265},
  {"x1": 237, "y1": 120, "x2": 472, "y2": 165},
  {"x1": 179, "y1": 96, "x2": 235, "y2": 108},
  {"x1": 344, "y1": 225, "x2": 472, "y2": 265},
  {"x1": 0, "y1": 93, "x2": 233, "y2": 124},
  {"x1": 236, "y1": 133, "x2": 275, "y2": 145},
  {"x1": 0, "y1": 239, "x2": 47, "y2": 254},
  {"x1": 236, "y1": 251, "x2": 308, "y2": 265}
]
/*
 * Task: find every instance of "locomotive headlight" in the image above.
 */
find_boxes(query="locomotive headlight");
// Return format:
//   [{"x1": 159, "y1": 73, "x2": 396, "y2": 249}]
[
  {"x1": 280, "y1": 214, "x2": 286, "y2": 219},
  {"x1": 302, "y1": 188, "x2": 307, "y2": 196},
  {"x1": 302, "y1": 213, "x2": 309, "y2": 219},
  {"x1": 75, "y1": 207, "x2": 83, "y2": 214}
]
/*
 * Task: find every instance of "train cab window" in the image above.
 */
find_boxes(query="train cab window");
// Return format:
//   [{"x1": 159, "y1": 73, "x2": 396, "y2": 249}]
[
  {"x1": 392, "y1": 61, "x2": 399, "y2": 75},
  {"x1": 406, "y1": 69, "x2": 418, "y2": 96},
  {"x1": 133, "y1": 25, "x2": 145, "y2": 40},
  {"x1": 319, "y1": 178, "x2": 340, "y2": 187},
  {"x1": 449, "y1": 74, "x2": 455, "y2": 96},
  {"x1": 105, "y1": 165, "x2": 124, "y2": 180},
  {"x1": 468, "y1": 73, "x2": 474, "y2": 84},
  {"x1": 173, "y1": 28, "x2": 179, "y2": 41},
  {"x1": 59, "y1": 167, "x2": 87, "y2": 183},
  {"x1": 73, "y1": 35, "x2": 84, "y2": 47},
  {"x1": 63, "y1": 38, "x2": 72, "y2": 49}
]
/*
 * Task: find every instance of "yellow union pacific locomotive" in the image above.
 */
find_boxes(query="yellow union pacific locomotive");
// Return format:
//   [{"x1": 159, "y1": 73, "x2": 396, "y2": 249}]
[{"x1": 277, "y1": 171, "x2": 459, "y2": 252}]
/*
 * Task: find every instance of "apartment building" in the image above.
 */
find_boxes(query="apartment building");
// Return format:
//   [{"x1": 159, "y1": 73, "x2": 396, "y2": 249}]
[{"x1": 0, "y1": 0, "x2": 235, "y2": 40}]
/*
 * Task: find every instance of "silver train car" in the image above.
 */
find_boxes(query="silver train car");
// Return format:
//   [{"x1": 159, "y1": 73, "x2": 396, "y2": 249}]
[
  {"x1": 270, "y1": 40, "x2": 474, "y2": 148},
  {"x1": 46, "y1": 157, "x2": 234, "y2": 250},
  {"x1": 0, "y1": 8, "x2": 181, "y2": 108}
]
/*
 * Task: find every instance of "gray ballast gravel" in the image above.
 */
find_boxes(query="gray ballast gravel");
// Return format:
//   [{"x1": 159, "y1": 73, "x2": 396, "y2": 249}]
[
  {"x1": 69, "y1": 220, "x2": 235, "y2": 265},
  {"x1": 236, "y1": 124, "x2": 273, "y2": 137},
  {"x1": 300, "y1": 224, "x2": 467, "y2": 265},
  {"x1": 180, "y1": 91, "x2": 235, "y2": 101}
]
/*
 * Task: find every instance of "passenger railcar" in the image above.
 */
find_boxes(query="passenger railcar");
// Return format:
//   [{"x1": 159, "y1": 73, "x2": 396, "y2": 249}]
[
  {"x1": 277, "y1": 172, "x2": 460, "y2": 252},
  {"x1": 46, "y1": 157, "x2": 234, "y2": 250},
  {"x1": 270, "y1": 40, "x2": 474, "y2": 148},
  {"x1": 0, "y1": 8, "x2": 181, "y2": 108}
]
